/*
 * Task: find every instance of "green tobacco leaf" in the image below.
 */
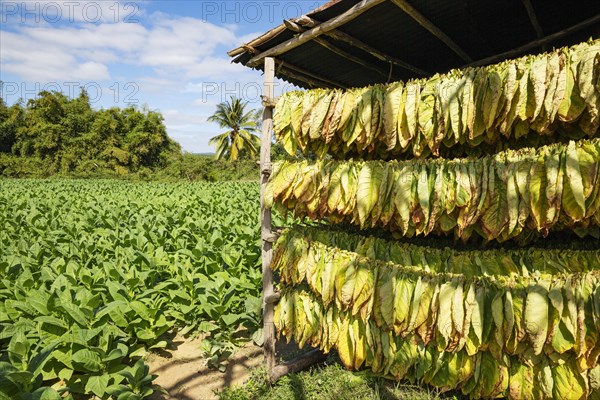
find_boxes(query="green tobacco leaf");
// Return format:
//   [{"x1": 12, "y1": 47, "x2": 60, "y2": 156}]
[
  {"x1": 563, "y1": 141, "x2": 586, "y2": 221},
  {"x1": 481, "y1": 163, "x2": 508, "y2": 239},
  {"x1": 524, "y1": 280, "x2": 550, "y2": 355},
  {"x1": 437, "y1": 282, "x2": 453, "y2": 347},
  {"x1": 529, "y1": 156, "x2": 548, "y2": 229},
  {"x1": 378, "y1": 269, "x2": 395, "y2": 329},
  {"x1": 509, "y1": 356, "x2": 534, "y2": 399},
  {"x1": 356, "y1": 163, "x2": 382, "y2": 228},
  {"x1": 72, "y1": 349, "x2": 103, "y2": 372},
  {"x1": 552, "y1": 361, "x2": 586, "y2": 400},
  {"x1": 383, "y1": 82, "x2": 403, "y2": 150},
  {"x1": 31, "y1": 387, "x2": 62, "y2": 400},
  {"x1": 86, "y1": 374, "x2": 111, "y2": 398}
]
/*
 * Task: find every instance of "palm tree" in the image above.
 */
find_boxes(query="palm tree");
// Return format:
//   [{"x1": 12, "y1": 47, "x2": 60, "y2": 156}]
[{"x1": 207, "y1": 97, "x2": 261, "y2": 161}]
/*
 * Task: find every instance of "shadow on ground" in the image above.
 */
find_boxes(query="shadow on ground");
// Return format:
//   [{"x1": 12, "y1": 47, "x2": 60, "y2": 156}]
[{"x1": 147, "y1": 335, "x2": 305, "y2": 400}]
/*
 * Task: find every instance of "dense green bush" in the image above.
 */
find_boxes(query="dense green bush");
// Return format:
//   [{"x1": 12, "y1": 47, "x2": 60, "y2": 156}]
[
  {"x1": 0, "y1": 90, "x2": 180, "y2": 177},
  {"x1": 0, "y1": 90, "x2": 268, "y2": 181}
]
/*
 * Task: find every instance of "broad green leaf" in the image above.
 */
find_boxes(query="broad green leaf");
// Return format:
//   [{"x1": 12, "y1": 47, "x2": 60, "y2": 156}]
[
  {"x1": 86, "y1": 374, "x2": 111, "y2": 398},
  {"x1": 563, "y1": 141, "x2": 586, "y2": 221},
  {"x1": 524, "y1": 279, "x2": 550, "y2": 355},
  {"x1": 72, "y1": 349, "x2": 103, "y2": 372},
  {"x1": 356, "y1": 163, "x2": 382, "y2": 228}
]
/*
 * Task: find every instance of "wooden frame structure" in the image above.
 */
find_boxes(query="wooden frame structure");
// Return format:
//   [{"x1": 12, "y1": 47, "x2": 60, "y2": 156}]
[
  {"x1": 260, "y1": 57, "x2": 276, "y2": 373},
  {"x1": 259, "y1": 58, "x2": 327, "y2": 380},
  {"x1": 246, "y1": 0, "x2": 600, "y2": 381},
  {"x1": 229, "y1": 0, "x2": 599, "y2": 90}
]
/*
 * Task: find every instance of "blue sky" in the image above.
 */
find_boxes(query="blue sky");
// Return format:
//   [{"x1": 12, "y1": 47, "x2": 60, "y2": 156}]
[{"x1": 0, "y1": 1, "x2": 323, "y2": 152}]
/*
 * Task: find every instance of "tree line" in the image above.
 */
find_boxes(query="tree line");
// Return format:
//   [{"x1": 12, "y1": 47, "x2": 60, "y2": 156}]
[{"x1": 0, "y1": 89, "x2": 305, "y2": 180}]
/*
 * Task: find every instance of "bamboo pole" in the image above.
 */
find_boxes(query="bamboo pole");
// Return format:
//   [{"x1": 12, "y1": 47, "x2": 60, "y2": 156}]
[
  {"x1": 274, "y1": 60, "x2": 345, "y2": 89},
  {"x1": 228, "y1": 25, "x2": 288, "y2": 57},
  {"x1": 260, "y1": 57, "x2": 276, "y2": 372},
  {"x1": 282, "y1": 19, "x2": 390, "y2": 80},
  {"x1": 313, "y1": 37, "x2": 391, "y2": 80}
]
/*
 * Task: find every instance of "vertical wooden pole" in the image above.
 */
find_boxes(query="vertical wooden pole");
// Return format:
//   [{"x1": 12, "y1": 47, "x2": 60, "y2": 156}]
[{"x1": 260, "y1": 57, "x2": 276, "y2": 372}]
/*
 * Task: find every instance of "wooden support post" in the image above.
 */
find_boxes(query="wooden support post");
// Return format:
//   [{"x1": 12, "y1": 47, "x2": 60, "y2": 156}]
[
  {"x1": 257, "y1": 61, "x2": 326, "y2": 381},
  {"x1": 269, "y1": 350, "x2": 328, "y2": 382},
  {"x1": 261, "y1": 57, "x2": 276, "y2": 372}
]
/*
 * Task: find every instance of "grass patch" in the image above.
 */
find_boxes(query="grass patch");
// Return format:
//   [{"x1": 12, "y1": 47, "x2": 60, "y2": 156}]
[{"x1": 217, "y1": 361, "x2": 461, "y2": 400}]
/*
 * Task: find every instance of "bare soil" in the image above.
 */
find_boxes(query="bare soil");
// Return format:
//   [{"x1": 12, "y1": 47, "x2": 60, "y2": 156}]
[{"x1": 147, "y1": 336, "x2": 302, "y2": 400}]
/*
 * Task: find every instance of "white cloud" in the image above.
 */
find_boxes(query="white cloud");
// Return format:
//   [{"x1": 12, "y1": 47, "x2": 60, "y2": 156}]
[
  {"x1": 0, "y1": 3, "x2": 275, "y2": 152},
  {"x1": 0, "y1": 13, "x2": 247, "y2": 83},
  {"x1": 23, "y1": 23, "x2": 147, "y2": 52},
  {"x1": 1, "y1": 29, "x2": 112, "y2": 81},
  {"x1": 138, "y1": 17, "x2": 237, "y2": 68},
  {"x1": 163, "y1": 109, "x2": 214, "y2": 126},
  {"x1": 137, "y1": 76, "x2": 183, "y2": 94}
]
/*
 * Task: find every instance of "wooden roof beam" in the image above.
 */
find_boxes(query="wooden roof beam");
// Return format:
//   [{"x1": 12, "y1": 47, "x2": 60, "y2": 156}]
[
  {"x1": 520, "y1": 0, "x2": 544, "y2": 39},
  {"x1": 389, "y1": 0, "x2": 473, "y2": 63},
  {"x1": 247, "y1": 0, "x2": 388, "y2": 67},
  {"x1": 294, "y1": 16, "x2": 429, "y2": 76},
  {"x1": 275, "y1": 63, "x2": 336, "y2": 89},
  {"x1": 283, "y1": 18, "x2": 392, "y2": 81},
  {"x1": 313, "y1": 37, "x2": 392, "y2": 80},
  {"x1": 274, "y1": 59, "x2": 348, "y2": 89},
  {"x1": 467, "y1": 13, "x2": 600, "y2": 67},
  {"x1": 228, "y1": 25, "x2": 287, "y2": 57},
  {"x1": 283, "y1": 19, "x2": 306, "y2": 32},
  {"x1": 242, "y1": 44, "x2": 258, "y2": 54}
]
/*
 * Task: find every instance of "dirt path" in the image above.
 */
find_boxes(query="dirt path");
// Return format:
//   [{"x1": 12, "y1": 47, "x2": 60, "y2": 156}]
[
  {"x1": 147, "y1": 336, "x2": 303, "y2": 400},
  {"x1": 147, "y1": 336, "x2": 263, "y2": 400}
]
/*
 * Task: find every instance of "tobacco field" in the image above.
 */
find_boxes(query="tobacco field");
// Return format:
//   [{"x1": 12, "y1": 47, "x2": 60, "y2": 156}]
[{"x1": 0, "y1": 179, "x2": 264, "y2": 399}]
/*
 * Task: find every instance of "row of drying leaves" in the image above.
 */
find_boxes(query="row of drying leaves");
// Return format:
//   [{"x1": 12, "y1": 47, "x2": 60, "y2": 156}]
[
  {"x1": 274, "y1": 39, "x2": 599, "y2": 159},
  {"x1": 276, "y1": 288, "x2": 594, "y2": 400},
  {"x1": 0, "y1": 180, "x2": 263, "y2": 398},
  {"x1": 266, "y1": 138, "x2": 600, "y2": 243},
  {"x1": 269, "y1": 32, "x2": 600, "y2": 400},
  {"x1": 275, "y1": 226, "x2": 600, "y2": 283},
  {"x1": 272, "y1": 229, "x2": 600, "y2": 399}
]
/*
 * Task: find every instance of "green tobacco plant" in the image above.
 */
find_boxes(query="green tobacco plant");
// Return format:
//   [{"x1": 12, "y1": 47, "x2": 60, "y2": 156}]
[
  {"x1": 0, "y1": 333, "x2": 60, "y2": 400},
  {"x1": 0, "y1": 180, "x2": 265, "y2": 397},
  {"x1": 106, "y1": 358, "x2": 164, "y2": 400}
]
